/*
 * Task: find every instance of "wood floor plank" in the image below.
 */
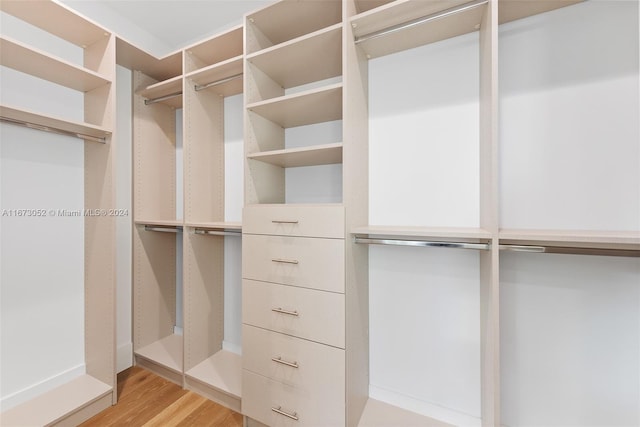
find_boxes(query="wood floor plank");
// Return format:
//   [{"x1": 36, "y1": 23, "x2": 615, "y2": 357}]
[{"x1": 80, "y1": 366, "x2": 242, "y2": 427}]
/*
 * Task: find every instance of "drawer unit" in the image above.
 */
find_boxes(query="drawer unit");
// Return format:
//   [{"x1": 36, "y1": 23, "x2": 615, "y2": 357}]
[
  {"x1": 243, "y1": 204, "x2": 345, "y2": 238},
  {"x1": 243, "y1": 370, "x2": 345, "y2": 427},
  {"x1": 243, "y1": 324, "x2": 345, "y2": 391},
  {"x1": 243, "y1": 279, "x2": 345, "y2": 348},
  {"x1": 243, "y1": 234, "x2": 345, "y2": 293}
]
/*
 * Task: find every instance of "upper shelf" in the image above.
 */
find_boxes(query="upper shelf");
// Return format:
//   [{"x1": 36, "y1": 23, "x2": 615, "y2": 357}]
[
  {"x1": 246, "y1": 83, "x2": 343, "y2": 128},
  {"x1": 0, "y1": 36, "x2": 111, "y2": 92},
  {"x1": 246, "y1": 0, "x2": 342, "y2": 54},
  {"x1": 185, "y1": 25, "x2": 243, "y2": 74},
  {"x1": 248, "y1": 143, "x2": 343, "y2": 168},
  {"x1": 0, "y1": 0, "x2": 109, "y2": 48},
  {"x1": 498, "y1": 0, "x2": 583, "y2": 24},
  {"x1": 351, "y1": 0, "x2": 486, "y2": 59},
  {"x1": 186, "y1": 55, "x2": 243, "y2": 97},
  {"x1": 247, "y1": 24, "x2": 342, "y2": 89},
  {"x1": 137, "y1": 75, "x2": 183, "y2": 108},
  {"x1": 499, "y1": 229, "x2": 640, "y2": 251}
]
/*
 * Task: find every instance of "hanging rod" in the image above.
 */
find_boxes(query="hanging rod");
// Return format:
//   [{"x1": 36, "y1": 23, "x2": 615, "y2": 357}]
[
  {"x1": 499, "y1": 244, "x2": 640, "y2": 258},
  {"x1": 354, "y1": 236, "x2": 490, "y2": 251},
  {"x1": 0, "y1": 116, "x2": 107, "y2": 143},
  {"x1": 144, "y1": 225, "x2": 182, "y2": 233},
  {"x1": 144, "y1": 91, "x2": 182, "y2": 105},
  {"x1": 194, "y1": 73, "x2": 243, "y2": 92},
  {"x1": 354, "y1": 0, "x2": 488, "y2": 45},
  {"x1": 194, "y1": 228, "x2": 242, "y2": 237}
]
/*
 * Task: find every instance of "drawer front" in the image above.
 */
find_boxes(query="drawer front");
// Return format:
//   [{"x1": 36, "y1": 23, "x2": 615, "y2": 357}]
[
  {"x1": 243, "y1": 279, "x2": 345, "y2": 348},
  {"x1": 242, "y1": 370, "x2": 345, "y2": 427},
  {"x1": 243, "y1": 205, "x2": 344, "y2": 238},
  {"x1": 242, "y1": 234, "x2": 345, "y2": 293},
  {"x1": 243, "y1": 324, "x2": 345, "y2": 391}
]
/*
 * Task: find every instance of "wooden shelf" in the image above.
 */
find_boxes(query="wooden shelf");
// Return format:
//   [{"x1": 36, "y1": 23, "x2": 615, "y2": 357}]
[
  {"x1": 0, "y1": 37, "x2": 111, "y2": 92},
  {"x1": 0, "y1": 0, "x2": 109, "y2": 48},
  {"x1": 355, "y1": 0, "x2": 395, "y2": 14},
  {"x1": 186, "y1": 55, "x2": 243, "y2": 97},
  {"x1": 185, "y1": 25, "x2": 243, "y2": 73},
  {"x1": 185, "y1": 350, "x2": 242, "y2": 399},
  {"x1": 248, "y1": 143, "x2": 343, "y2": 168},
  {"x1": 247, "y1": 24, "x2": 342, "y2": 89},
  {"x1": 351, "y1": 0, "x2": 485, "y2": 59},
  {"x1": 0, "y1": 375, "x2": 112, "y2": 427},
  {"x1": 138, "y1": 75, "x2": 183, "y2": 108},
  {"x1": 135, "y1": 219, "x2": 183, "y2": 227},
  {"x1": 353, "y1": 225, "x2": 492, "y2": 243},
  {"x1": 116, "y1": 38, "x2": 182, "y2": 82},
  {"x1": 246, "y1": 0, "x2": 342, "y2": 54},
  {"x1": 499, "y1": 229, "x2": 640, "y2": 251},
  {"x1": 358, "y1": 398, "x2": 453, "y2": 427},
  {"x1": 135, "y1": 334, "x2": 183, "y2": 374},
  {"x1": 185, "y1": 221, "x2": 242, "y2": 231},
  {"x1": 247, "y1": 83, "x2": 343, "y2": 128},
  {"x1": 0, "y1": 104, "x2": 111, "y2": 140},
  {"x1": 498, "y1": 0, "x2": 583, "y2": 24}
]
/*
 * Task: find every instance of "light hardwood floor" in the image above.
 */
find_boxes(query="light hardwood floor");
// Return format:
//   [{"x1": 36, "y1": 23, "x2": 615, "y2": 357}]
[{"x1": 80, "y1": 367, "x2": 242, "y2": 426}]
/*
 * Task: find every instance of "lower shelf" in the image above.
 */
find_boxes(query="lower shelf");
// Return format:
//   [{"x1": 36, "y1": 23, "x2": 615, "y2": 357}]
[
  {"x1": 0, "y1": 374, "x2": 112, "y2": 426},
  {"x1": 185, "y1": 350, "x2": 242, "y2": 412},
  {"x1": 358, "y1": 399, "x2": 453, "y2": 427},
  {"x1": 135, "y1": 334, "x2": 183, "y2": 384}
]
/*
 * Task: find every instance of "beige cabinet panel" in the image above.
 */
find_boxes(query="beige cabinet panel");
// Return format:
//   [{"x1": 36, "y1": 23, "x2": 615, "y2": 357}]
[
  {"x1": 242, "y1": 369, "x2": 345, "y2": 427},
  {"x1": 243, "y1": 279, "x2": 345, "y2": 348},
  {"x1": 242, "y1": 234, "x2": 345, "y2": 293},
  {"x1": 243, "y1": 204, "x2": 345, "y2": 238}
]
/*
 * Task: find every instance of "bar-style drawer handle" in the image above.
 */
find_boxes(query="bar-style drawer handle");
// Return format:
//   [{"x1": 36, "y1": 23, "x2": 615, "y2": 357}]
[
  {"x1": 272, "y1": 307, "x2": 299, "y2": 316},
  {"x1": 272, "y1": 406, "x2": 299, "y2": 421},
  {"x1": 271, "y1": 356, "x2": 299, "y2": 368},
  {"x1": 271, "y1": 258, "x2": 299, "y2": 265},
  {"x1": 272, "y1": 220, "x2": 298, "y2": 224}
]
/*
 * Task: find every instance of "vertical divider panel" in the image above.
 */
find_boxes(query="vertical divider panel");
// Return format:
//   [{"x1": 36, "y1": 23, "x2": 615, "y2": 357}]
[
  {"x1": 478, "y1": 0, "x2": 500, "y2": 425},
  {"x1": 344, "y1": 0, "x2": 370, "y2": 425}
]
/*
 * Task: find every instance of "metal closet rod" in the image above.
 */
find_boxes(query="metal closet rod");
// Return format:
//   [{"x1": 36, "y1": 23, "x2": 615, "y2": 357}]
[
  {"x1": 194, "y1": 228, "x2": 241, "y2": 237},
  {"x1": 0, "y1": 116, "x2": 107, "y2": 144},
  {"x1": 499, "y1": 244, "x2": 640, "y2": 258},
  {"x1": 195, "y1": 73, "x2": 243, "y2": 92},
  {"x1": 354, "y1": 0, "x2": 489, "y2": 45},
  {"x1": 354, "y1": 236, "x2": 490, "y2": 251},
  {"x1": 144, "y1": 91, "x2": 182, "y2": 105},
  {"x1": 144, "y1": 225, "x2": 183, "y2": 233}
]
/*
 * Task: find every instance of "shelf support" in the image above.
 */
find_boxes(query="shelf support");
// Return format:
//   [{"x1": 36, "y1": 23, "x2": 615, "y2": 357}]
[
  {"x1": 0, "y1": 116, "x2": 107, "y2": 144},
  {"x1": 354, "y1": 236, "x2": 490, "y2": 251}
]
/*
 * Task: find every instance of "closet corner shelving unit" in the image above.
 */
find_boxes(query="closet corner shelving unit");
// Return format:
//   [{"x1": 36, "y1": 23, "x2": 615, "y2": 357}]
[{"x1": 0, "y1": 0, "x2": 117, "y2": 425}]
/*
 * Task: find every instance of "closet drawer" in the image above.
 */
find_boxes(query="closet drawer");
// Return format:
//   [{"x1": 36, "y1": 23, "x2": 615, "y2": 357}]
[
  {"x1": 242, "y1": 234, "x2": 344, "y2": 293},
  {"x1": 243, "y1": 279, "x2": 345, "y2": 348},
  {"x1": 243, "y1": 324, "x2": 345, "y2": 391},
  {"x1": 243, "y1": 205, "x2": 344, "y2": 238},
  {"x1": 243, "y1": 370, "x2": 345, "y2": 427}
]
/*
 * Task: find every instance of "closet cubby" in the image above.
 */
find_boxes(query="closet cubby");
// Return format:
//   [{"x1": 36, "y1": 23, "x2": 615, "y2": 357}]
[{"x1": 0, "y1": 0, "x2": 116, "y2": 425}]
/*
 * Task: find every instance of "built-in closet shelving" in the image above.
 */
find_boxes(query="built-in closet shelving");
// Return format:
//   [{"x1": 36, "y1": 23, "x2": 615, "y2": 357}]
[{"x1": 0, "y1": 0, "x2": 116, "y2": 425}]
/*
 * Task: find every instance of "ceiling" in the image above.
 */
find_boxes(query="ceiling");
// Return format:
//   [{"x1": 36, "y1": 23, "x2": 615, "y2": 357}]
[{"x1": 60, "y1": 0, "x2": 275, "y2": 56}]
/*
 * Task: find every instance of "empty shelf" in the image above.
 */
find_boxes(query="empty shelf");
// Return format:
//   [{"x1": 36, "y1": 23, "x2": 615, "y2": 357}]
[
  {"x1": 186, "y1": 350, "x2": 242, "y2": 399},
  {"x1": 353, "y1": 225, "x2": 492, "y2": 243},
  {"x1": 135, "y1": 219, "x2": 184, "y2": 227},
  {"x1": 187, "y1": 55, "x2": 243, "y2": 97},
  {"x1": 135, "y1": 334, "x2": 183, "y2": 374},
  {"x1": 499, "y1": 229, "x2": 640, "y2": 251},
  {"x1": 138, "y1": 75, "x2": 183, "y2": 108},
  {"x1": 185, "y1": 25, "x2": 243, "y2": 71},
  {"x1": 248, "y1": 143, "x2": 343, "y2": 168},
  {"x1": 185, "y1": 221, "x2": 242, "y2": 231}
]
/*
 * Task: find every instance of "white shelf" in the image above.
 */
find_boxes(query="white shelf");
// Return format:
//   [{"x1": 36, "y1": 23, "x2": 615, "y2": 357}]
[
  {"x1": 248, "y1": 143, "x2": 343, "y2": 168},
  {"x1": 135, "y1": 334, "x2": 183, "y2": 374},
  {"x1": 0, "y1": 375, "x2": 112, "y2": 427},
  {"x1": 351, "y1": 0, "x2": 485, "y2": 59},
  {"x1": 353, "y1": 225, "x2": 492, "y2": 243},
  {"x1": 247, "y1": 83, "x2": 343, "y2": 128},
  {"x1": 186, "y1": 55, "x2": 243, "y2": 97},
  {"x1": 185, "y1": 350, "x2": 242, "y2": 399},
  {"x1": 358, "y1": 398, "x2": 453, "y2": 427},
  {"x1": 499, "y1": 229, "x2": 640, "y2": 251},
  {"x1": 138, "y1": 75, "x2": 183, "y2": 108},
  {"x1": 185, "y1": 221, "x2": 242, "y2": 231},
  {"x1": 135, "y1": 219, "x2": 183, "y2": 228},
  {"x1": 0, "y1": 36, "x2": 111, "y2": 92},
  {"x1": 498, "y1": 0, "x2": 583, "y2": 24},
  {"x1": 0, "y1": 104, "x2": 111, "y2": 141},
  {"x1": 247, "y1": 24, "x2": 342, "y2": 89}
]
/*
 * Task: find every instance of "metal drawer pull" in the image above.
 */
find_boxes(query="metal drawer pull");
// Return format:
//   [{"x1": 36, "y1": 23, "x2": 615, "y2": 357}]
[
  {"x1": 271, "y1": 356, "x2": 299, "y2": 368},
  {"x1": 272, "y1": 220, "x2": 299, "y2": 224},
  {"x1": 272, "y1": 307, "x2": 299, "y2": 316},
  {"x1": 271, "y1": 258, "x2": 299, "y2": 265},
  {"x1": 272, "y1": 406, "x2": 299, "y2": 421}
]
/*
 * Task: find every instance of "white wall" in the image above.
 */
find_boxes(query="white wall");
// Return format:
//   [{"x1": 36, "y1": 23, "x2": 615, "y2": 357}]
[{"x1": 0, "y1": 12, "x2": 86, "y2": 410}]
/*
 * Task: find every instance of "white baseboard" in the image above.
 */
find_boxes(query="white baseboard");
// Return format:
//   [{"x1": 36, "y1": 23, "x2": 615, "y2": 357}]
[
  {"x1": 369, "y1": 385, "x2": 482, "y2": 427},
  {"x1": 0, "y1": 364, "x2": 85, "y2": 412},
  {"x1": 117, "y1": 341, "x2": 133, "y2": 373}
]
